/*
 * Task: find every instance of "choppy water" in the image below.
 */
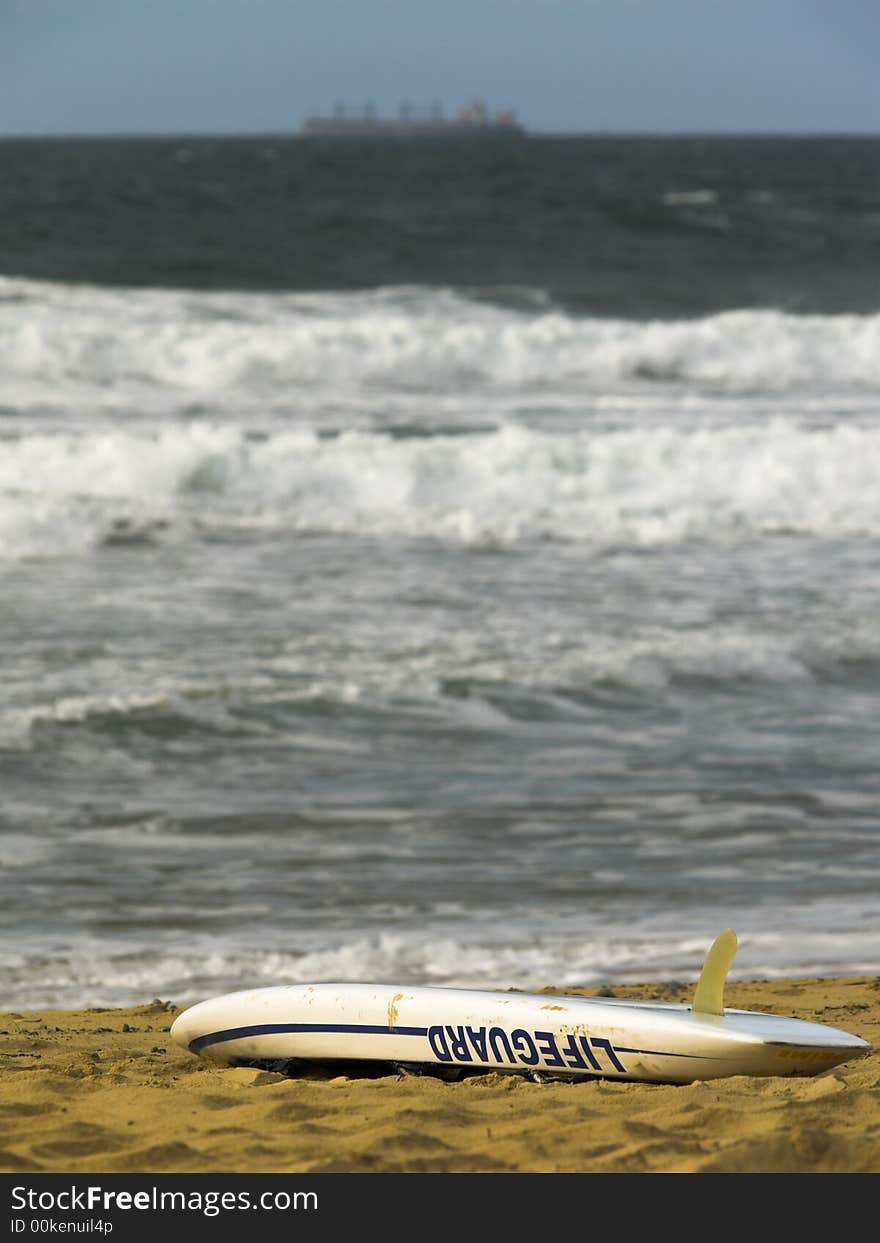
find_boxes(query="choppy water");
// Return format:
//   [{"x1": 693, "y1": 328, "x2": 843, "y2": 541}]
[{"x1": 1, "y1": 136, "x2": 878, "y2": 1009}]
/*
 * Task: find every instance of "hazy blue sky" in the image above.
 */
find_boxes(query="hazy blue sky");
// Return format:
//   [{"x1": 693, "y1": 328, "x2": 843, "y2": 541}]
[{"x1": 3, "y1": 0, "x2": 879, "y2": 137}]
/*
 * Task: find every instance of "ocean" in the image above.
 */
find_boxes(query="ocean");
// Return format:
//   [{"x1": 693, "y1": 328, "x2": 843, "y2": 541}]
[{"x1": 1, "y1": 134, "x2": 879, "y2": 1011}]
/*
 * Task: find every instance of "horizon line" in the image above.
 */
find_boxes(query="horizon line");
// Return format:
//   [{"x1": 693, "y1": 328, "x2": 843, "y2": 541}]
[{"x1": 2, "y1": 127, "x2": 880, "y2": 142}]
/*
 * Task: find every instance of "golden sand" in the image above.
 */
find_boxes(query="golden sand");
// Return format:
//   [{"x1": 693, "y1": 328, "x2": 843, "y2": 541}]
[{"x1": 1, "y1": 975, "x2": 877, "y2": 1174}]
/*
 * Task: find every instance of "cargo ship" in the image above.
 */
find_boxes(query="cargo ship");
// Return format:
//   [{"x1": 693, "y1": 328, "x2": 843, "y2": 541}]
[{"x1": 301, "y1": 98, "x2": 526, "y2": 139}]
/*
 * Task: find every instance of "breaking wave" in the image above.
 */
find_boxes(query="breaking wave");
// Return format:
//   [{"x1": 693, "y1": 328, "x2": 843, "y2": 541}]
[
  {"x1": 2, "y1": 414, "x2": 880, "y2": 556},
  {"x1": 3, "y1": 277, "x2": 880, "y2": 412}
]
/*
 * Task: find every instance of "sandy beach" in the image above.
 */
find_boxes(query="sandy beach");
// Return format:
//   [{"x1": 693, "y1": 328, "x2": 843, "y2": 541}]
[{"x1": 1, "y1": 975, "x2": 877, "y2": 1175}]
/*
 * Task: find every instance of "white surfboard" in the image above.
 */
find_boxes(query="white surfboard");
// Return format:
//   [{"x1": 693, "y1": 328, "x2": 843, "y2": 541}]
[{"x1": 170, "y1": 931, "x2": 871, "y2": 1085}]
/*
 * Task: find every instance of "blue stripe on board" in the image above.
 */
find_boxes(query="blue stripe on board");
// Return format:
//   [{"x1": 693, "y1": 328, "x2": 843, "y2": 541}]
[
  {"x1": 188, "y1": 1021, "x2": 429, "y2": 1054},
  {"x1": 614, "y1": 1046, "x2": 726, "y2": 1061},
  {"x1": 188, "y1": 1021, "x2": 724, "y2": 1063}
]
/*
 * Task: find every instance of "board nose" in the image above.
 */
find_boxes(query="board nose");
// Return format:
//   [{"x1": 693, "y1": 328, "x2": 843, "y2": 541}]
[{"x1": 169, "y1": 1006, "x2": 197, "y2": 1050}]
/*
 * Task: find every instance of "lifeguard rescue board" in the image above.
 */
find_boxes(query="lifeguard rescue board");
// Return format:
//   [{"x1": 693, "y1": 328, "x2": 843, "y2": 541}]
[{"x1": 169, "y1": 931, "x2": 871, "y2": 1085}]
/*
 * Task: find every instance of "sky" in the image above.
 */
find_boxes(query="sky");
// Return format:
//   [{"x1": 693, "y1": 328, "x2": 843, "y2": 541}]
[{"x1": 2, "y1": 0, "x2": 879, "y2": 137}]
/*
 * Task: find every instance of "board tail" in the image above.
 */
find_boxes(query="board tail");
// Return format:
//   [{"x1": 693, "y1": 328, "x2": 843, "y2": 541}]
[{"x1": 692, "y1": 929, "x2": 738, "y2": 1016}]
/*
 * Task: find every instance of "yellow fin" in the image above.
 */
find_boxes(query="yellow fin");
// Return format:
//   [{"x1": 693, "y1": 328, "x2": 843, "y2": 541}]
[{"x1": 692, "y1": 929, "x2": 738, "y2": 1016}]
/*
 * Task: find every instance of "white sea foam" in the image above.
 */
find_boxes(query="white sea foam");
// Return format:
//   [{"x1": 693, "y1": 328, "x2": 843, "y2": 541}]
[
  {"x1": 2, "y1": 414, "x2": 880, "y2": 558},
  {"x1": 2, "y1": 906, "x2": 877, "y2": 1010},
  {"x1": 3, "y1": 277, "x2": 880, "y2": 417},
  {"x1": 4, "y1": 276, "x2": 879, "y2": 556},
  {"x1": 4, "y1": 275, "x2": 878, "y2": 1012}
]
